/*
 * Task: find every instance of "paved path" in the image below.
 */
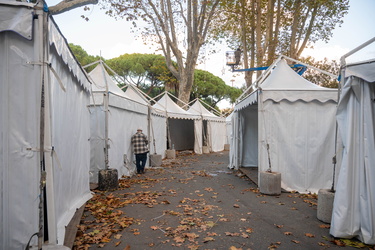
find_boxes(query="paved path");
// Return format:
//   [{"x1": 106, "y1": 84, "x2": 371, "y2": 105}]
[{"x1": 73, "y1": 151, "x2": 358, "y2": 250}]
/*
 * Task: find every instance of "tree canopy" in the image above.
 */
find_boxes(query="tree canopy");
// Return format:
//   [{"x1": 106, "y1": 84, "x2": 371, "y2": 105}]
[{"x1": 211, "y1": 0, "x2": 349, "y2": 87}]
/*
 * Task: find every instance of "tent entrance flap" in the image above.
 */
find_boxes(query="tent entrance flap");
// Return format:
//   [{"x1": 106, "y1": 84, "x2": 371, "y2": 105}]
[{"x1": 168, "y1": 119, "x2": 195, "y2": 150}]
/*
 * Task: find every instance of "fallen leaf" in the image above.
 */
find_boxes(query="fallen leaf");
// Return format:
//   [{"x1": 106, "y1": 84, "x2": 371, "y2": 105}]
[
  {"x1": 150, "y1": 226, "x2": 158, "y2": 230},
  {"x1": 305, "y1": 233, "x2": 315, "y2": 238},
  {"x1": 319, "y1": 224, "x2": 330, "y2": 229},
  {"x1": 101, "y1": 237, "x2": 111, "y2": 243},
  {"x1": 207, "y1": 232, "x2": 217, "y2": 236},
  {"x1": 275, "y1": 224, "x2": 284, "y2": 228},
  {"x1": 115, "y1": 241, "x2": 121, "y2": 246},
  {"x1": 284, "y1": 232, "x2": 293, "y2": 235},
  {"x1": 233, "y1": 204, "x2": 240, "y2": 208},
  {"x1": 174, "y1": 236, "x2": 185, "y2": 243},
  {"x1": 203, "y1": 237, "x2": 215, "y2": 243},
  {"x1": 241, "y1": 232, "x2": 249, "y2": 238},
  {"x1": 229, "y1": 246, "x2": 242, "y2": 250},
  {"x1": 114, "y1": 234, "x2": 122, "y2": 239},
  {"x1": 245, "y1": 228, "x2": 253, "y2": 233},
  {"x1": 291, "y1": 240, "x2": 300, "y2": 244}
]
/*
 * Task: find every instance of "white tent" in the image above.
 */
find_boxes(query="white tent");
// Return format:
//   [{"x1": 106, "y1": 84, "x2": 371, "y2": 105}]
[
  {"x1": 88, "y1": 61, "x2": 167, "y2": 182},
  {"x1": 188, "y1": 99, "x2": 226, "y2": 152},
  {"x1": 229, "y1": 58, "x2": 338, "y2": 193},
  {"x1": 1, "y1": 1, "x2": 92, "y2": 248},
  {"x1": 152, "y1": 92, "x2": 201, "y2": 153},
  {"x1": 330, "y1": 38, "x2": 375, "y2": 244}
]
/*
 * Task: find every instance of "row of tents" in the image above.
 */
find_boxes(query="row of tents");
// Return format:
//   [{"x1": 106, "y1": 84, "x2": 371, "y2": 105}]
[
  {"x1": 88, "y1": 60, "x2": 228, "y2": 182},
  {"x1": 227, "y1": 47, "x2": 375, "y2": 244},
  {"x1": 0, "y1": 1, "x2": 228, "y2": 249},
  {"x1": 1, "y1": 1, "x2": 374, "y2": 248}
]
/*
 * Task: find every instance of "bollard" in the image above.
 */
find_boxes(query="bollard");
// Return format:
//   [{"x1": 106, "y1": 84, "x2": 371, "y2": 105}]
[
  {"x1": 317, "y1": 189, "x2": 335, "y2": 223},
  {"x1": 259, "y1": 171, "x2": 281, "y2": 195},
  {"x1": 98, "y1": 168, "x2": 118, "y2": 191}
]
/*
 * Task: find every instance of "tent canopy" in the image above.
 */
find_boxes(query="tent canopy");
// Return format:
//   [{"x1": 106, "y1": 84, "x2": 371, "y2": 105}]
[
  {"x1": 188, "y1": 99, "x2": 225, "y2": 122},
  {"x1": 153, "y1": 92, "x2": 200, "y2": 120}
]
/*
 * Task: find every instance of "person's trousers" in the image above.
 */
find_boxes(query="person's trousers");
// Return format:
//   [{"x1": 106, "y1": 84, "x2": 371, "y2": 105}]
[{"x1": 135, "y1": 153, "x2": 147, "y2": 173}]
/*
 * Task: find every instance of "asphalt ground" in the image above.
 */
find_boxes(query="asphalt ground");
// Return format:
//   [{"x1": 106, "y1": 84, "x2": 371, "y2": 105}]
[{"x1": 73, "y1": 151, "x2": 369, "y2": 250}]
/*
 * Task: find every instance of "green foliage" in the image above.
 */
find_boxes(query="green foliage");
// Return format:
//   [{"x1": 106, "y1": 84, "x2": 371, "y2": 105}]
[
  {"x1": 299, "y1": 56, "x2": 339, "y2": 88},
  {"x1": 192, "y1": 69, "x2": 242, "y2": 107},
  {"x1": 68, "y1": 43, "x2": 100, "y2": 72},
  {"x1": 106, "y1": 54, "x2": 177, "y2": 96}
]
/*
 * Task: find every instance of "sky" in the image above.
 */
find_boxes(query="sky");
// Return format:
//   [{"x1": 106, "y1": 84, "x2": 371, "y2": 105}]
[{"x1": 48, "y1": 0, "x2": 375, "y2": 108}]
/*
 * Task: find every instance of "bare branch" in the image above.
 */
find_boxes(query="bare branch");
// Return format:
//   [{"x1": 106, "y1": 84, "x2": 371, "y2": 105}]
[{"x1": 49, "y1": 0, "x2": 98, "y2": 15}]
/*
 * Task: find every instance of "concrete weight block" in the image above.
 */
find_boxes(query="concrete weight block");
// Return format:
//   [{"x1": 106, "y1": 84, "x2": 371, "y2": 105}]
[
  {"x1": 98, "y1": 168, "x2": 118, "y2": 191},
  {"x1": 259, "y1": 171, "x2": 281, "y2": 195},
  {"x1": 166, "y1": 149, "x2": 176, "y2": 159},
  {"x1": 203, "y1": 146, "x2": 210, "y2": 154},
  {"x1": 317, "y1": 189, "x2": 335, "y2": 223},
  {"x1": 150, "y1": 154, "x2": 162, "y2": 167}
]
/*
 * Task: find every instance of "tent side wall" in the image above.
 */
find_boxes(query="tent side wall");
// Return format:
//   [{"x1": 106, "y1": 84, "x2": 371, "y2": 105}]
[
  {"x1": 0, "y1": 22, "x2": 41, "y2": 249},
  {"x1": 0, "y1": 5, "x2": 92, "y2": 248},
  {"x1": 108, "y1": 105, "x2": 148, "y2": 177},
  {"x1": 207, "y1": 121, "x2": 227, "y2": 152},
  {"x1": 89, "y1": 104, "x2": 106, "y2": 183},
  {"x1": 258, "y1": 96, "x2": 337, "y2": 193},
  {"x1": 150, "y1": 114, "x2": 167, "y2": 158},
  {"x1": 330, "y1": 61, "x2": 375, "y2": 244},
  {"x1": 89, "y1": 93, "x2": 150, "y2": 182},
  {"x1": 49, "y1": 45, "x2": 92, "y2": 243}
]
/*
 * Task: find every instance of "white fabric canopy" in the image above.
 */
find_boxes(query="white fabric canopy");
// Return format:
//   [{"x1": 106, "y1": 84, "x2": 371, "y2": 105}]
[
  {"x1": 330, "y1": 59, "x2": 375, "y2": 244},
  {"x1": 1, "y1": 2, "x2": 92, "y2": 248},
  {"x1": 230, "y1": 59, "x2": 338, "y2": 193}
]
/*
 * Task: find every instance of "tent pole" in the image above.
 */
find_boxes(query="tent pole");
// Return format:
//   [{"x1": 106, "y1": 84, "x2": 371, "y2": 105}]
[{"x1": 100, "y1": 61, "x2": 110, "y2": 170}]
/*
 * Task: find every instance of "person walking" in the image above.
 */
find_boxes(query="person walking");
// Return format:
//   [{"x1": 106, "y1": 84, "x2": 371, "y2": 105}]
[{"x1": 131, "y1": 128, "x2": 149, "y2": 174}]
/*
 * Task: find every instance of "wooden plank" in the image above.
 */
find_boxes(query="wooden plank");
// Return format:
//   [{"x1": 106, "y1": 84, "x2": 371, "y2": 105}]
[{"x1": 63, "y1": 203, "x2": 86, "y2": 249}]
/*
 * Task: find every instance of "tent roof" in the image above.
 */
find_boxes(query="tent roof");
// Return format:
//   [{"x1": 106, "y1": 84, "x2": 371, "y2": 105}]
[
  {"x1": 188, "y1": 100, "x2": 225, "y2": 122},
  {"x1": 89, "y1": 63, "x2": 127, "y2": 97},
  {"x1": 153, "y1": 93, "x2": 199, "y2": 120},
  {"x1": 124, "y1": 84, "x2": 150, "y2": 106},
  {"x1": 234, "y1": 59, "x2": 337, "y2": 111},
  {"x1": 261, "y1": 59, "x2": 332, "y2": 91}
]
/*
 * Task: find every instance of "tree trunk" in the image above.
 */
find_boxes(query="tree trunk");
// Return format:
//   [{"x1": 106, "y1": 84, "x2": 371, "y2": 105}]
[{"x1": 255, "y1": 0, "x2": 263, "y2": 77}]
